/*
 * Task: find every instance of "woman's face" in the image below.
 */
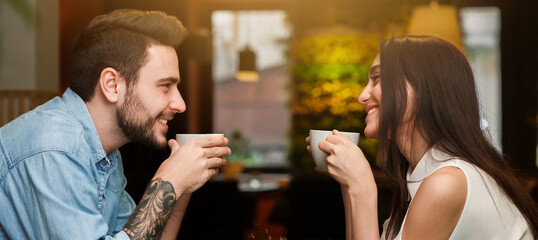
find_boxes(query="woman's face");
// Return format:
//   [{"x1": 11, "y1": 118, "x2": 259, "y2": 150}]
[
  {"x1": 358, "y1": 53, "x2": 418, "y2": 141},
  {"x1": 358, "y1": 54, "x2": 382, "y2": 138}
]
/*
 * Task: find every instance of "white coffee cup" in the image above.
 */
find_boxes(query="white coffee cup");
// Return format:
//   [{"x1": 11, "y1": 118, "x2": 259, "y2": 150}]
[
  {"x1": 309, "y1": 130, "x2": 360, "y2": 172},
  {"x1": 176, "y1": 133, "x2": 224, "y2": 145}
]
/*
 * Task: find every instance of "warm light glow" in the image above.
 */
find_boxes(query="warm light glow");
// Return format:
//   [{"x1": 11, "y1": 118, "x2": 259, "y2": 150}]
[
  {"x1": 408, "y1": 2, "x2": 464, "y2": 53},
  {"x1": 236, "y1": 45, "x2": 259, "y2": 82},
  {"x1": 235, "y1": 71, "x2": 259, "y2": 82}
]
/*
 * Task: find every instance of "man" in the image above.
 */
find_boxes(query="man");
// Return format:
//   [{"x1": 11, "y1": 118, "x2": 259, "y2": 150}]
[{"x1": 0, "y1": 9, "x2": 230, "y2": 239}]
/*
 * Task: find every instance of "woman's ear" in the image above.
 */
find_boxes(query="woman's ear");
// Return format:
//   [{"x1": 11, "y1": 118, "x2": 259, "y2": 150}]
[{"x1": 98, "y1": 67, "x2": 123, "y2": 103}]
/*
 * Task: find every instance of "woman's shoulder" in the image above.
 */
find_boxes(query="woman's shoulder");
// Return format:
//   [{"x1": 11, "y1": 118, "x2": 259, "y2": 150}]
[
  {"x1": 422, "y1": 166, "x2": 467, "y2": 200},
  {"x1": 402, "y1": 166, "x2": 467, "y2": 239}
]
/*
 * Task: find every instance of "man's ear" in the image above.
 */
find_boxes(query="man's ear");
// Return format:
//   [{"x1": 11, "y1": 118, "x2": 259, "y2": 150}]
[{"x1": 98, "y1": 67, "x2": 123, "y2": 103}]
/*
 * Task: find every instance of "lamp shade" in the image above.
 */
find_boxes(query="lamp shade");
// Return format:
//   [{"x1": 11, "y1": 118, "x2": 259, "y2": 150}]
[
  {"x1": 408, "y1": 2, "x2": 464, "y2": 53},
  {"x1": 236, "y1": 45, "x2": 259, "y2": 82}
]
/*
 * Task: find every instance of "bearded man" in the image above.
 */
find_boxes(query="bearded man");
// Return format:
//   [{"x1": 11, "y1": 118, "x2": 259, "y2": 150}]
[{"x1": 0, "y1": 9, "x2": 230, "y2": 239}]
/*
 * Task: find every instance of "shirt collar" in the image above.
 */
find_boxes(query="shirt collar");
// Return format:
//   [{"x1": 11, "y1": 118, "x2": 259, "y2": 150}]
[
  {"x1": 61, "y1": 88, "x2": 108, "y2": 164},
  {"x1": 406, "y1": 147, "x2": 456, "y2": 199},
  {"x1": 407, "y1": 147, "x2": 454, "y2": 182}
]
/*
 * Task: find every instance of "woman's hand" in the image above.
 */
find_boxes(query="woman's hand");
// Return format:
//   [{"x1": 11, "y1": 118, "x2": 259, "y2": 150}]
[
  {"x1": 311, "y1": 130, "x2": 380, "y2": 240},
  {"x1": 318, "y1": 130, "x2": 376, "y2": 193}
]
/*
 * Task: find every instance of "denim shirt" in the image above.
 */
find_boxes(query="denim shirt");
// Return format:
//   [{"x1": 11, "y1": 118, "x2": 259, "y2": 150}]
[{"x1": 0, "y1": 88, "x2": 135, "y2": 239}]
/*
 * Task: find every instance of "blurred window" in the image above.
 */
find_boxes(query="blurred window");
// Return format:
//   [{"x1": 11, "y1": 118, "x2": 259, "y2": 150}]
[
  {"x1": 212, "y1": 11, "x2": 291, "y2": 168},
  {"x1": 460, "y1": 7, "x2": 502, "y2": 151}
]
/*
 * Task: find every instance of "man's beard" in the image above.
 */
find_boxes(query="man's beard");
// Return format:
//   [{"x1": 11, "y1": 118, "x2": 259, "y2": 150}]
[{"x1": 117, "y1": 89, "x2": 167, "y2": 149}]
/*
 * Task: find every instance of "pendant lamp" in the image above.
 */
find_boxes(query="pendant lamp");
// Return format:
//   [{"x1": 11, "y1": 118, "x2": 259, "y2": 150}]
[
  {"x1": 408, "y1": 0, "x2": 464, "y2": 53},
  {"x1": 235, "y1": 45, "x2": 259, "y2": 82}
]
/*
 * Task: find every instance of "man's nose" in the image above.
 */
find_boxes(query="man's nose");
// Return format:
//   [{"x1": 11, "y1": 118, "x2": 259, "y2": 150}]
[{"x1": 170, "y1": 87, "x2": 186, "y2": 113}]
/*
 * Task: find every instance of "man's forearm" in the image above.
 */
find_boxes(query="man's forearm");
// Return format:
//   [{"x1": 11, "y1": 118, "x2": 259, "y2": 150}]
[
  {"x1": 159, "y1": 192, "x2": 191, "y2": 239},
  {"x1": 123, "y1": 178, "x2": 177, "y2": 240}
]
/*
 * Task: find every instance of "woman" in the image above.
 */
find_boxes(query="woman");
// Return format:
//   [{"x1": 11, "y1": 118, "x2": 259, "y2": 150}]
[{"x1": 309, "y1": 35, "x2": 538, "y2": 239}]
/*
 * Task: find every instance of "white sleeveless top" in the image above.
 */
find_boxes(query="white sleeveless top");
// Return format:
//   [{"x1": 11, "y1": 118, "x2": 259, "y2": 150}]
[{"x1": 381, "y1": 148, "x2": 532, "y2": 240}]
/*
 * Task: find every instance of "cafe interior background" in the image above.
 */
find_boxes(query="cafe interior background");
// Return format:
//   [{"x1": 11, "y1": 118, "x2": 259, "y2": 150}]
[{"x1": 1, "y1": 0, "x2": 536, "y2": 239}]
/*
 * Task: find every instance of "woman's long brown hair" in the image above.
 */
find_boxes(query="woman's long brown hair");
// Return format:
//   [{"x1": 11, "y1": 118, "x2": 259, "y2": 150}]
[{"x1": 377, "y1": 35, "x2": 538, "y2": 239}]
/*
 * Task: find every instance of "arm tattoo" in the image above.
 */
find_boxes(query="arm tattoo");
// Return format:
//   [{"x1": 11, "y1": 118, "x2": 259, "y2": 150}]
[{"x1": 124, "y1": 178, "x2": 177, "y2": 239}]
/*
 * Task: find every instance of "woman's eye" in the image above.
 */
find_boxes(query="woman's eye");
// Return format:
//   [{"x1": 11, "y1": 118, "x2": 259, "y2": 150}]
[{"x1": 370, "y1": 75, "x2": 381, "y2": 84}]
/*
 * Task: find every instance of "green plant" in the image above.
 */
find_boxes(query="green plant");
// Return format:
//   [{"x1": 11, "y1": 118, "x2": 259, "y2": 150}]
[
  {"x1": 289, "y1": 33, "x2": 380, "y2": 172},
  {"x1": 226, "y1": 130, "x2": 255, "y2": 167}
]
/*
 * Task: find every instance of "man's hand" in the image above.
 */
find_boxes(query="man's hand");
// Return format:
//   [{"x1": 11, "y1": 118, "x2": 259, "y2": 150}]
[
  {"x1": 155, "y1": 136, "x2": 230, "y2": 195},
  {"x1": 123, "y1": 136, "x2": 230, "y2": 239}
]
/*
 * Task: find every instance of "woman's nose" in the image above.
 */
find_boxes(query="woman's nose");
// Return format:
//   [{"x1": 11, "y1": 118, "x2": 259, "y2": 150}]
[{"x1": 358, "y1": 86, "x2": 370, "y2": 105}]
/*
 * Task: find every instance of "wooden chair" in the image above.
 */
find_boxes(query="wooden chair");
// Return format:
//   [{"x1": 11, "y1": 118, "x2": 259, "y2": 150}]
[{"x1": 0, "y1": 91, "x2": 57, "y2": 126}]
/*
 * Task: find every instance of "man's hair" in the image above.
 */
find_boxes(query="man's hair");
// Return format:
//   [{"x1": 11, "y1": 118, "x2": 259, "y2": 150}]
[{"x1": 70, "y1": 9, "x2": 187, "y2": 101}]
